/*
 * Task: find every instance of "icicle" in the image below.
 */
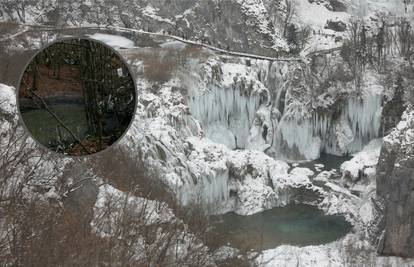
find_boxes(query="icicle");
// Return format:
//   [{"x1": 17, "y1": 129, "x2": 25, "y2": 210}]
[
  {"x1": 188, "y1": 85, "x2": 262, "y2": 149},
  {"x1": 342, "y1": 92, "x2": 382, "y2": 153},
  {"x1": 177, "y1": 169, "x2": 230, "y2": 208},
  {"x1": 273, "y1": 91, "x2": 383, "y2": 160}
]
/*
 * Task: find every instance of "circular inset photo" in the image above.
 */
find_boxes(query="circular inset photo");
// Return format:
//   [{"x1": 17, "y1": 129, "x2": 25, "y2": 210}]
[{"x1": 18, "y1": 38, "x2": 136, "y2": 156}]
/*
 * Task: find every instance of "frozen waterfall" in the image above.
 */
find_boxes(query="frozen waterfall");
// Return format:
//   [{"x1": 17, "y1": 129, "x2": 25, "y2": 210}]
[
  {"x1": 188, "y1": 85, "x2": 263, "y2": 149},
  {"x1": 274, "y1": 92, "x2": 383, "y2": 160},
  {"x1": 342, "y1": 93, "x2": 382, "y2": 152},
  {"x1": 187, "y1": 59, "x2": 383, "y2": 161},
  {"x1": 176, "y1": 168, "x2": 230, "y2": 211}
]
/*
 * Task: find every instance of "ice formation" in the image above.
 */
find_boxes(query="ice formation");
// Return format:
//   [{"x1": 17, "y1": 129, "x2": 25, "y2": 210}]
[
  {"x1": 188, "y1": 62, "x2": 267, "y2": 149},
  {"x1": 340, "y1": 139, "x2": 383, "y2": 181},
  {"x1": 187, "y1": 57, "x2": 383, "y2": 161},
  {"x1": 0, "y1": 84, "x2": 16, "y2": 115},
  {"x1": 341, "y1": 93, "x2": 383, "y2": 152},
  {"x1": 254, "y1": 233, "x2": 414, "y2": 267},
  {"x1": 273, "y1": 91, "x2": 383, "y2": 160}
]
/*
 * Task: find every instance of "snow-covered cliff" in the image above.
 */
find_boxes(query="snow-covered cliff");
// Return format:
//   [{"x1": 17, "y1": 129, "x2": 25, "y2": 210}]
[{"x1": 377, "y1": 107, "x2": 414, "y2": 257}]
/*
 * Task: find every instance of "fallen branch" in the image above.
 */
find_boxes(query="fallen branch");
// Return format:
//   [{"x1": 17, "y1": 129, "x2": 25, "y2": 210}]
[{"x1": 28, "y1": 89, "x2": 91, "y2": 154}]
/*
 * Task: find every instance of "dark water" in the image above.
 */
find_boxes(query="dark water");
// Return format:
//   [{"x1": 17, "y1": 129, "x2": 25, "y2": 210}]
[
  {"x1": 21, "y1": 104, "x2": 88, "y2": 146},
  {"x1": 209, "y1": 204, "x2": 352, "y2": 251},
  {"x1": 315, "y1": 153, "x2": 352, "y2": 171},
  {"x1": 296, "y1": 153, "x2": 352, "y2": 175}
]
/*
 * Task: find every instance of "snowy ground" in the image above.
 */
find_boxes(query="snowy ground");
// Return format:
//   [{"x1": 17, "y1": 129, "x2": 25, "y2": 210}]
[
  {"x1": 1, "y1": 0, "x2": 413, "y2": 263},
  {"x1": 255, "y1": 233, "x2": 414, "y2": 267},
  {"x1": 106, "y1": 32, "x2": 403, "y2": 264},
  {"x1": 88, "y1": 33, "x2": 135, "y2": 48}
]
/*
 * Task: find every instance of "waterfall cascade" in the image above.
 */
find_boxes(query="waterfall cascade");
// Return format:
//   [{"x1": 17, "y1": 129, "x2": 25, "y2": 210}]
[
  {"x1": 274, "y1": 92, "x2": 383, "y2": 160},
  {"x1": 187, "y1": 60, "x2": 383, "y2": 161},
  {"x1": 342, "y1": 93, "x2": 383, "y2": 151},
  {"x1": 176, "y1": 169, "x2": 230, "y2": 208},
  {"x1": 188, "y1": 84, "x2": 263, "y2": 149},
  {"x1": 275, "y1": 104, "x2": 330, "y2": 160},
  {"x1": 181, "y1": 59, "x2": 384, "y2": 208}
]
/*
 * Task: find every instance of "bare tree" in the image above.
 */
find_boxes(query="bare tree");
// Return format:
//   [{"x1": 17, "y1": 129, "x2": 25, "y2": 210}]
[
  {"x1": 340, "y1": 18, "x2": 367, "y2": 92},
  {"x1": 283, "y1": 0, "x2": 296, "y2": 38},
  {"x1": 0, "y1": 116, "x2": 215, "y2": 266},
  {"x1": 0, "y1": 0, "x2": 35, "y2": 23}
]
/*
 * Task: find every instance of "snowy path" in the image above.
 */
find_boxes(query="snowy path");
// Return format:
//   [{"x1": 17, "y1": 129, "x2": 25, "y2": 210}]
[
  {"x1": 106, "y1": 26, "x2": 303, "y2": 62},
  {"x1": 15, "y1": 24, "x2": 303, "y2": 62},
  {"x1": 305, "y1": 47, "x2": 342, "y2": 57},
  {"x1": 9, "y1": 24, "x2": 351, "y2": 62},
  {"x1": 0, "y1": 26, "x2": 29, "y2": 41}
]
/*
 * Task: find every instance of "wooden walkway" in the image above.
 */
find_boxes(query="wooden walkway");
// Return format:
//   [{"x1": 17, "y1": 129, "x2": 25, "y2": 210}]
[
  {"x1": 8, "y1": 24, "x2": 305, "y2": 62},
  {"x1": 6, "y1": 23, "x2": 342, "y2": 61}
]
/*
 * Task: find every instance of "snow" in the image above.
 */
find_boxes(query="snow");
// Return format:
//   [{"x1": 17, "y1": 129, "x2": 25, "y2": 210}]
[
  {"x1": 92, "y1": 184, "x2": 214, "y2": 265},
  {"x1": 233, "y1": 0, "x2": 288, "y2": 49},
  {"x1": 325, "y1": 182, "x2": 357, "y2": 199},
  {"x1": 349, "y1": 0, "x2": 410, "y2": 17},
  {"x1": 92, "y1": 184, "x2": 175, "y2": 234},
  {"x1": 294, "y1": 0, "x2": 350, "y2": 52},
  {"x1": 246, "y1": 106, "x2": 272, "y2": 152},
  {"x1": 275, "y1": 103, "x2": 327, "y2": 160},
  {"x1": 359, "y1": 201, "x2": 374, "y2": 224},
  {"x1": 0, "y1": 84, "x2": 16, "y2": 115},
  {"x1": 159, "y1": 40, "x2": 187, "y2": 50},
  {"x1": 342, "y1": 92, "x2": 383, "y2": 152},
  {"x1": 213, "y1": 246, "x2": 239, "y2": 262},
  {"x1": 254, "y1": 233, "x2": 414, "y2": 267},
  {"x1": 340, "y1": 139, "x2": 382, "y2": 180},
  {"x1": 0, "y1": 26, "x2": 30, "y2": 42},
  {"x1": 0, "y1": 83, "x2": 72, "y2": 209},
  {"x1": 162, "y1": 135, "x2": 325, "y2": 215},
  {"x1": 187, "y1": 60, "x2": 268, "y2": 149},
  {"x1": 314, "y1": 170, "x2": 334, "y2": 183},
  {"x1": 273, "y1": 89, "x2": 383, "y2": 160},
  {"x1": 184, "y1": 137, "x2": 230, "y2": 207},
  {"x1": 236, "y1": 0, "x2": 273, "y2": 36},
  {"x1": 296, "y1": 0, "x2": 350, "y2": 30},
  {"x1": 234, "y1": 175, "x2": 278, "y2": 215},
  {"x1": 384, "y1": 108, "x2": 414, "y2": 146},
  {"x1": 2, "y1": 0, "x2": 414, "y2": 265},
  {"x1": 290, "y1": 167, "x2": 315, "y2": 177},
  {"x1": 89, "y1": 33, "x2": 135, "y2": 48},
  {"x1": 84, "y1": 22, "x2": 405, "y2": 265},
  {"x1": 106, "y1": 26, "x2": 298, "y2": 62},
  {"x1": 205, "y1": 124, "x2": 236, "y2": 149},
  {"x1": 141, "y1": 5, "x2": 175, "y2": 25}
]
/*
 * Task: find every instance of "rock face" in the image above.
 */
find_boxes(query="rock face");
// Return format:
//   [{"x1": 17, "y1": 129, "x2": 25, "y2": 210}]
[
  {"x1": 377, "y1": 107, "x2": 414, "y2": 257},
  {"x1": 0, "y1": 0, "x2": 288, "y2": 56},
  {"x1": 329, "y1": 0, "x2": 347, "y2": 12},
  {"x1": 381, "y1": 75, "x2": 407, "y2": 136},
  {"x1": 325, "y1": 19, "x2": 347, "y2": 32}
]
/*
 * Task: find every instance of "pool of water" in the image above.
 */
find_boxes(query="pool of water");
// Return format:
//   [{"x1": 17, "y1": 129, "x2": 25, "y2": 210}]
[
  {"x1": 208, "y1": 204, "x2": 352, "y2": 251},
  {"x1": 315, "y1": 153, "x2": 352, "y2": 171},
  {"x1": 21, "y1": 104, "x2": 88, "y2": 146},
  {"x1": 296, "y1": 153, "x2": 352, "y2": 176}
]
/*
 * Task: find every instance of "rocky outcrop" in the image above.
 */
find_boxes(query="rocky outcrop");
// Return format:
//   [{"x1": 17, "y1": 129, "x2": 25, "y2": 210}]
[
  {"x1": 325, "y1": 19, "x2": 347, "y2": 32},
  {"x1": 329, "y1": 0, "x2": 347, "y2": 12},
  {"x1": 381, "y1": 75, "x2": 407, "y2": 136},
  {"x1": 377, "y1": 107, "x2": 414, "y2": 257},
  {"x1": 0, "y1": 0, "x2": 288, "y2": 56}
]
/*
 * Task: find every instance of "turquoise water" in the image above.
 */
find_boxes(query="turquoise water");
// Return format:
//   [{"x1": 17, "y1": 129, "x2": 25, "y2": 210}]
[
  {"x1": 209, "y1": 204, "x2": 351, "y2": 251},
  {"x1": 21, "y1": 104, "x2": 88, "y2": 147}
]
